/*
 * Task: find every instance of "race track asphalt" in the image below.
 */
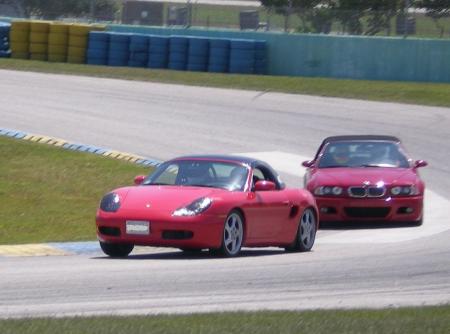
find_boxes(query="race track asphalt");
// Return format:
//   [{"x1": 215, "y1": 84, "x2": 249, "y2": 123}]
[{"x1": 0, "y1": 69, "x2": 449, "y2": 318}]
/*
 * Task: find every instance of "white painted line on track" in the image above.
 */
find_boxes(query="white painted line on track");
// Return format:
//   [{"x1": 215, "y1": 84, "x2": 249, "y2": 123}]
[{"x1": 237, "y1": 151, "x2": 450, "y2": 244}]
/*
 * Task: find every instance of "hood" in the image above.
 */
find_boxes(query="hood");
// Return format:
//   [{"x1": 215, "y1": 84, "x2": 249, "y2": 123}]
[
  {"x1": 116, "y1": 185, "x2": 224, "y2": 213},
  {"x1": 310, "y1": 167, "x2": 418, "y2": 187}
]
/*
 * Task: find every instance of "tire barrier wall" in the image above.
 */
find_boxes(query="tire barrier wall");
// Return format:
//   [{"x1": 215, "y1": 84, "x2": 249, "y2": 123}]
[
  {"x1": 108, "y1": 24, "x2": 450, "y2": 83},
  {"x1": 87, "y1": 31, "x2": 109, "y2": 65},
  {"x1": 108, "y1": 32, "x2": 130, "y2": 66},
  {"x1": 10, "y1": 20, "x2": 29, "y2": 59},
  {"x1": 48, "y1": 23, "x2": 69, "y2": 63},
  {"x1": 129, "y1": 34, "x2": 149, "y2": 67},
  {"x1": 68, "y1": 24, "x2": 104, "y2": 64},
  {"x1": 85, "y1": 31, "x2": 266, "y2": 74},
  {"x1": 0, "y1": 22, "x2": 10, "y2": 58},
  {"x1": 6, "y1": 20, "x2": 105, "y2": 63}
]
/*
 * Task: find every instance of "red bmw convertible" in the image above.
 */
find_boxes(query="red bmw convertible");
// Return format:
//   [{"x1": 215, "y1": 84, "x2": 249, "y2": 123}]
[
  {"x1": 96, "y1": 155, "x2": 318, "y2": 257},
  {"x1": 302, "y1": 136, "x2": 427, "y2": 225}
]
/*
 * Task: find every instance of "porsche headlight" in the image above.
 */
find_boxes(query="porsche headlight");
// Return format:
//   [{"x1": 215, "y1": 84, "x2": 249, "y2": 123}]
[
  {"x1": 100, "y1": 193, "x2": 121, "y2": 212},
  {"x1": 314, "y1": 186, "x2": 343, "y2": 196},
  {"x1": 172, "y1": 197, "x2": 212, "y2": 217},
  {"x1": 391, "y1": 186, "x2": 418, "y2": 196}
]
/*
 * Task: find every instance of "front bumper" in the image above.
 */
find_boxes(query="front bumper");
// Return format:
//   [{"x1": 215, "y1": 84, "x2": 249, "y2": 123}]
[
  {"x1": 315, "y1": 195, "x2": 423, "y2": 223},
  {"x1": 96, "y1": 212, "x2": 225, "y2": 249}
]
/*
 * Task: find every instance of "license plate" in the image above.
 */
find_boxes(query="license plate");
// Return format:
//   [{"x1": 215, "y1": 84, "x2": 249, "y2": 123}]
[{"x1": 126, "y1": 221, "x2": 150, "y2": 235}]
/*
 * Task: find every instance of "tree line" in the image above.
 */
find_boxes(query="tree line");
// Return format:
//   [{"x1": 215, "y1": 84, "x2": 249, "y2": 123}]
[{"x1": 260, "y1": 0, "x2": 450, "y2": 36}]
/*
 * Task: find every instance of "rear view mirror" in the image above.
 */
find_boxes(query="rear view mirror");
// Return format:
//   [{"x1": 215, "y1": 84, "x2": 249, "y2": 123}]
[
  {"x1": 302, "y1": 160, "x2": 314, "y2": 168},
  {"x1": 134, "y1": 175, "x2": 146, "y2": 185},
  {"x1": 414, "y1": 160, "x2": 428, "y2": 168}
]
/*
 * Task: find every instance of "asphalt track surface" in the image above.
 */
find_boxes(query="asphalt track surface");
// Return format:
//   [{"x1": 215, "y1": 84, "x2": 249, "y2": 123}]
[{"x1": 1, "y1": 70, "x2": 449, "y2": 318}]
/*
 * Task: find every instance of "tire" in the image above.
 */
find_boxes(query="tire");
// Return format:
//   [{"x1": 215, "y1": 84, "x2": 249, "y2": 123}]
[
  {"x1": 410, "y1": 215, "x2": 423, "y2": 227},
  {"x1": 100, "y1": 241, "x2": 134, "y2": 257},
  {"x1": 286, "y1": 208, "x2": 317, "y2": 252},
  {"x1": 216, "y1": 210, "x2": 244, "y2": 257}
]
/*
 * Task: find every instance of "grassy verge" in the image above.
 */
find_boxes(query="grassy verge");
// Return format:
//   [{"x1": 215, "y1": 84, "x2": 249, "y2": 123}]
[
  {"x1": 1, "y1": 306, "x2": 449, "y2": 334},
  {"x1": 1, "y1": 58, "x2": 450, "y2": 107},
  {"x1": 0, "y1": 136, "x2": 152, "y2": 245}
]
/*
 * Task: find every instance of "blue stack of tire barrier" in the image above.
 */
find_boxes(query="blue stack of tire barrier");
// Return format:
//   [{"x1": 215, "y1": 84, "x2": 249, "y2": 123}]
[
  {"x1": 254, "y1": 40, "x2": 267, "y2": 75},
  {"x1": 148, "y1": 35, "x2": 169, "y2": 69},
  {"x1": 108, "y1": 33, "x2": 130, "y2": 66},
  {"x1": 229, "y1": 39, "x2": 255, "y2": 74},
  {"x1": 0, "y1": 22, "x2": 11, "y2": 58},
  {"x1": 168, "y1": 36, "x2": 188, "y2": 71},
  {"x1": 86, "y1": 31, "x2": 109, "y2": 65},
  {"x1": 208, "y1": 38, "x2": 230, "y2": 73},
  {"x1": 128, "y1": 34, "x2": 149, "y2": 67},
  {"x1": 186, "y1": 37, "x2": 209, "y2": 72}
]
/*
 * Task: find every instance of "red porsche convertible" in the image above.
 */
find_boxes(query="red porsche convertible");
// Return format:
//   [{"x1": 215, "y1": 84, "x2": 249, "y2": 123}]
[
  {"x1": 302, "y1": 135, "x2": 427, "y2": 225},
  {"x1": 96, "y1": 155, "x2": 318, "y2": 257}
]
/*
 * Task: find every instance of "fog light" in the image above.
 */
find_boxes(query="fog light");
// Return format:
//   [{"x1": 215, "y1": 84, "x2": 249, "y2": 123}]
[
  {"x1": 320, "y1": 207, "x2": 329, "y2": 213},
  {"x1": 405, "y1": 207, "x2": 414, "y2": 213}
]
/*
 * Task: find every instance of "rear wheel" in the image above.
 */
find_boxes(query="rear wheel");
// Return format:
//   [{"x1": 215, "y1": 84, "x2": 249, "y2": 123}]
[
  {"x1": 99, "y1": 241, "x2": 134, "y2": 258},
  {"x1": 286, "y1": 208, "x2": 317, "y2": 252},
  {"x1": 217, "y1": 210, "x2": 244, "y2": 257}
]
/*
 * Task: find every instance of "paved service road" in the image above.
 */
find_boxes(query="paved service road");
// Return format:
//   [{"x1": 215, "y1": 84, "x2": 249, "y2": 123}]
[{"x1": 0, "y1": 70, "x2": 449, "y2": 318}]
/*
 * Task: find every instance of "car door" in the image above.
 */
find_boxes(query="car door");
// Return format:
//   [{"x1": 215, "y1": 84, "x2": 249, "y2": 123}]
[{"x1": 244, "y1": 165, "x2": 291, "y2": 242}]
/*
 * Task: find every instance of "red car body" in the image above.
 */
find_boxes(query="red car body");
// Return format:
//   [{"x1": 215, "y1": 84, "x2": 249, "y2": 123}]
[
  {"x1": 96, "y1": 155, "x2": 318, "y2": 257},
  {"x1": 303, "y1": 136, "x2": 427, "y2": 225}
]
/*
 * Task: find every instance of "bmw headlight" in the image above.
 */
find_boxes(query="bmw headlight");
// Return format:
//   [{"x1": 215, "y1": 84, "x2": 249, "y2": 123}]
[
  {"x1": 100, "y1": 193, "x2": 121, "y2": 212},
  {"x1": 173, "y1": 197, "x2": 212, "y2": 217},
  {"x1": 391, "y1": 186, "x2": 418, "y2": 196},
  {"x1": 314, "y1": 186, "x2": 343, "y2": 196}
]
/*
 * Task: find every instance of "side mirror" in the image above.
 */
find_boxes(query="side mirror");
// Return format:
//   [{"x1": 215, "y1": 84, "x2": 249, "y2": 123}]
[
  {"x1": 302, "y1": 160, "x2": 314, "y2": 168},
  {"x1": 414, "y1": 160, "x2": 428, "y2": 168},
  {"x1": 134, "y1": 175, "x2": 146, "y2": 185},
  {"x1": 254, "y1": 180, "x2": 276, "y2": 191}
]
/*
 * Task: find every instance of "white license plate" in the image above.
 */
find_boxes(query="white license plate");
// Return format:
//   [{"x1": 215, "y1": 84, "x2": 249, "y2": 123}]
[{"x1": 126, "y1": 221, "x2": 150, "y2": 235}]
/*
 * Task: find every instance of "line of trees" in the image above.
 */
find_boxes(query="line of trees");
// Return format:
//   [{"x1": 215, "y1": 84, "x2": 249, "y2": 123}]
[
  {"x1": 260, "y1": 0, "x2": 450, "y2": 36},
  {"x1": 11, "y1": 0, "x2": 120, "y2": 21}
]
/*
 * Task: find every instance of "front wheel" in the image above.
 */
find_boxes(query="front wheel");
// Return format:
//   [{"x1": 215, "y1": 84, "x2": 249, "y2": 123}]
[
  {"x1": 286, "y1": 208, "x2": 317, "y2": 252},
  {"x1": 216, "y1": 210, "x2": 244, "y2": 257},
  {"x1": 99, "y1": 241, "x2": 134, "y2": 258}
]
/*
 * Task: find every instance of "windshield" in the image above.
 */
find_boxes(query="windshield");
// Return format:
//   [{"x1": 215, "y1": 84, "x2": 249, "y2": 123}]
[
  {"x1": 143, "y1": 160, "x2": 249, "y2": 191},
  {"x1": 318, "y1": 141, "x2": 410, "y2": 168}
]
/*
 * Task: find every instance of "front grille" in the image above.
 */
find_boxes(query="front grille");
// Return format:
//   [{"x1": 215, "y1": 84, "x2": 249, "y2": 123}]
[
  {"x1": 99, "y1": 226, "x2": 121, "y2": 237},
  {"x1": 344, "y1": 207, "x2": 390, "y2": 218},
  {"x1": 367, "y1": 187, "x2": 385, "y2": 197},
  {"x1": 349, "y1": 186, "x2": 386, "y2": 198},
  {"x1": 348, "y1": 187, "x2": 366, "y2": 197}
]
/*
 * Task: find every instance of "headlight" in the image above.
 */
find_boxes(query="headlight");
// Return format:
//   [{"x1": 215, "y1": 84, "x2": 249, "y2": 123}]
[
  {"x1": 172, "y1": 197, "x2": 212, "y2": 217},
  {"x1": 314, "y1": 186, "x2": 343, "y2": 196},
  {"x1": 100, "y1": 193, "x2": 121, "y2": 212},
  {"x1": 391, "y1": 186, "x2": 418, "y2": 196}
]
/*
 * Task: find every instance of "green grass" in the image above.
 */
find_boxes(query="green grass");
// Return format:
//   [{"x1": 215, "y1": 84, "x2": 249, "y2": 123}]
[
  {"x1": 1, "y1": 58, "x2": 450, "y2": 107},
  {"x1": 1, "y1": 306, "x2": 449, "y2": 334},
  {"x1": 0, "y1": 136, "x2": 152, "y2": 245}
]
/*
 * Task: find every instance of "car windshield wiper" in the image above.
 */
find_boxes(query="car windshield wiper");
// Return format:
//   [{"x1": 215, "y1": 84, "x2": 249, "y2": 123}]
[
  {"x1": 359, "y1": 164, "x2": 389, "y2": 168},
  {"x1": 145, "y1": 182, "x2": 170, "y2": 185},
  {"x1": 184, "y1": 184, "x2": 214, "y2": 188}
]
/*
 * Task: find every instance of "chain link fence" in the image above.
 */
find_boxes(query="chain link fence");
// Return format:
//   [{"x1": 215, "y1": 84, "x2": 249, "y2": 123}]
[{"x1": 1, "y1": 0, "x2": 449, "y2": 38}]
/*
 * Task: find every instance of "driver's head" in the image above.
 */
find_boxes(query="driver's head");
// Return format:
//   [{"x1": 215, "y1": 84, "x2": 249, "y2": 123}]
[{"x1": 332, "y1": 145, "x2": 350, "y2": 164}]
